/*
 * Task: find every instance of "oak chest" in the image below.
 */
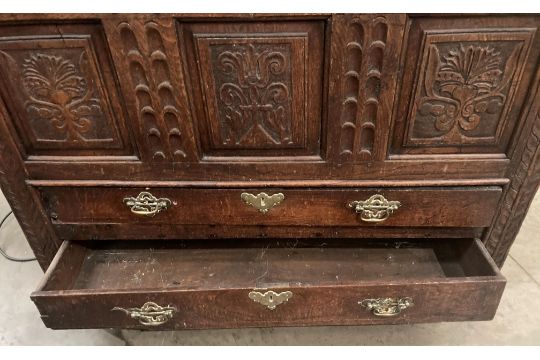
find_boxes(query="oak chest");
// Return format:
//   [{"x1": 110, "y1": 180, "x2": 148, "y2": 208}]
[{"x1": 0, "y1": 13, "x2": 539, "y2": 330}]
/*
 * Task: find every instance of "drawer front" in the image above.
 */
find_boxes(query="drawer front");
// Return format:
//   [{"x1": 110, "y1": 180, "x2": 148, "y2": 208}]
[
  {"x1": 39, "y1": 186, "x2": 502, "y2": 229},
  {"x1": 33, "y1": 282, "x2": 505, "y2": 330},
  {"x1": 32, "y1": 239, "x2": 505, "y2": 330}
]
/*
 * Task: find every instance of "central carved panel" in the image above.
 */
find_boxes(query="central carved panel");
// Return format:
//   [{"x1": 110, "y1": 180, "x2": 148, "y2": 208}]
[
  {"x1": 181, "y1": 21, "x2": 324, "y2": 158},
  {"x1": 212, "y1": 43, "x2": 293, "y2": 147},
  {"x1": 197, "y1": 37, "x2": 306, "y2": 153}
]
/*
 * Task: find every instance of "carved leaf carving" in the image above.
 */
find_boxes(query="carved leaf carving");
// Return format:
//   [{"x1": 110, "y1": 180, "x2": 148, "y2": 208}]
[
  {"x1": 21, "y1": 53, "x2": 102, "y2": 141},
  {"x1": 438, "y1": 46, "x2": 502, "y2": 95},
  {"x1": 418, "y1": 44, "x2": 519, "y2": 138},
  {"x1": 22, "y1": 54, "x2": 86, "y2": 101},
  {"x1": 216, "y1": 44, "x2": 292, "y2": 146}
]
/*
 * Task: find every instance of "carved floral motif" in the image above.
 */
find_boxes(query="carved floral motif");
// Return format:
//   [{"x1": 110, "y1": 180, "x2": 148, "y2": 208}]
[
  {"x1": 418, "y1": 44, "x2": 518, "y2": 138},
  {"x1": 216, "y1": 44, "x2": 292, "y2": 145},
  {"x1": 22, "y1": 53, "x2": 102, "y2": 141}
]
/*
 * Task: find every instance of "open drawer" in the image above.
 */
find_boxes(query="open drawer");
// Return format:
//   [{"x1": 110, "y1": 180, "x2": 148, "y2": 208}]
[{"x1": 31, "y1": 238, "x2": 506, "y2": 329}]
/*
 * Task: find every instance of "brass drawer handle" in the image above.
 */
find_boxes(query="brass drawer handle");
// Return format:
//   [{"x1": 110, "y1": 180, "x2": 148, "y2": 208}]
[
  {"x1": 360, "y1": 297, "x2": 413, "y2": 317},
  {"x1": 123, "y1": 191, "x2": 171, "y2": 217},
  {"x1": 112, "y1": 302, "x2": 176, "y2": 326},
  {"x1": 241, "y1": 192, "x2": 285, "y2": 214},
  {"x1": 248, "y1": 290, "x2": 293, "y2": 310},
  {"x1": 348, "y1": 194, "x2": 401, "y2": 223}
]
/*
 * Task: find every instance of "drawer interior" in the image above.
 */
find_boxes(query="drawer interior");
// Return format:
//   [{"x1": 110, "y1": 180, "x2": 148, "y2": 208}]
[
  {"x1": 39, "y1": 238, "x2": 501, "y2": 293},
  {"x1": 32, "y1": 238, "x2": 505, "y2": 329}
]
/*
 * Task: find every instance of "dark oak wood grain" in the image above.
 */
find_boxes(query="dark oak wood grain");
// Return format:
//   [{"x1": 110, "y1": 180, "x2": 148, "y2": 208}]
[
  {"x1": 485, "y1": 96, "x2": 540, "y2": 266},
  {"x1": 38, "y1": 186, "x2": 502, "y2": 230},
  {"x1": 0, "y1": 93, "x2": 60, "y2": 269},
  {"x1": 391, "y1": 15, "x2": 540, "y2": 156},
  {"x1": 0, "y1": 13, "x2": 538, "y2": 329},
  {"x1": 32, "y1": 238, "x2": 505, "y2": 329},
  {"x1": 0, "y1": 22, "x2": 136, "y2": 159}
]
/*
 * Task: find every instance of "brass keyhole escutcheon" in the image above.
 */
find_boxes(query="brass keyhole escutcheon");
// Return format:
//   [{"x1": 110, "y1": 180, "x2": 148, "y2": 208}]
[
  {"x1": 248, "y1": 290, "x2": 293, "y2": 310},
  {"x1": 241, "y1": 192, "x2": 285, "y2": 214}
]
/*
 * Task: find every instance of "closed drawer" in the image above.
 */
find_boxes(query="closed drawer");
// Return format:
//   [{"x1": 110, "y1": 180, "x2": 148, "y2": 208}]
[
  {"x1": 32, "y1": 238, "x2": 505, "y2": 329},
  {"x1": 39, "y1": 186, "x2": 502, "y2": 230}
]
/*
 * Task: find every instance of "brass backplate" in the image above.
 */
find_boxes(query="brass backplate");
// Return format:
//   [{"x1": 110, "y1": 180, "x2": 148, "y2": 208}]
[
  {"x1": 241, "y1": 192, "x2": 285, "y2": 214},
  {"x1": 123, "y1": 191, "x2": 172, "y2": 217},
  {"x1": 112, "y1": 302, "x2": 176, "y2": 326},
  {"x1": 349, "y1": 194, "x2": 401, "y2": 222},
  {"x1": 248, "y1": 290, "x2": 293, "y2": 310},
  {"x1": 359, "y1": 297, "x2": 413, "y2": 317}
]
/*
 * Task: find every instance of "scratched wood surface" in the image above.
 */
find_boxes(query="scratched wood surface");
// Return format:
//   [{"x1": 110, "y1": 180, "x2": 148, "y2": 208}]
[
  {"x1": 0, "y1": 14, "x2": 538, "y2": 329},
  {"x1": 31, "y1": 238, "x2": 505, "y2": 329},
  {"x1": 39, "y1": 186, "x2": 502, "y2": 233}
]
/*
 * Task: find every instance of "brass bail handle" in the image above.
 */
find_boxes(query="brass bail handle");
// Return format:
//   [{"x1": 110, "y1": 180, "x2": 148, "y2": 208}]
[
  {"x1": 348, "y1": 194, "x2": 401, "y2": 223},
  {"x1": 123, "y1": 191, "x2": 172, "y2": 217},
  {"x1": 112, "y1": 302, "x2": 176, "y2": 326},
  {"x1": 360, "y1": 297, "x2": 413, "y2": 317}
]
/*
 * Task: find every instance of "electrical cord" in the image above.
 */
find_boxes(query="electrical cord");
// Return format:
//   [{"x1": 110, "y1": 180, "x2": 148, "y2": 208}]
[{"x1": 0, "y1": 210, "x2": 36, "y2": 262}]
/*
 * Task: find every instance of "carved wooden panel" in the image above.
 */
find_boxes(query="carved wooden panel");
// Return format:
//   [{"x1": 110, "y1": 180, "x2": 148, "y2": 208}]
[
  {"x1": 408, "y1": 33, "x2": 531, "y2": 146},
  {"x1": 179, "y1": 21, "x2": 324, "y2": 158},
  {"x1": 339, "y1": 17, "x2": 387, "y2": 161},
  {"x1": 203, "y1": 41, "x2": 295, "y2": 148},
  {"x1": 112, "y1": 18, "x2": 195, "y2": 161},
  {"x1": 392, "y1": 17, "x2": 538, "y2": 156},
  {"x1": 0, "y1": 23, "x2": 134, "y2": 158},
  {"x1": 329, "y1": 14, "x2": 406, "y2": 162}
]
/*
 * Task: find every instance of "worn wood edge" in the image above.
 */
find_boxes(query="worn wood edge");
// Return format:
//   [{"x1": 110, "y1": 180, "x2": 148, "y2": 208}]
[
  {"x1": 473, "y1": 238, "x2": 505, "y2": 278},
  {"x1": 200, "y1": 155, "x2": 325, "y2": 162},
  {"x1": 31, "y1": 241, "x2": 71, "y2": 294},
  {"x1": 32, "y1": 275, "x2": 505, "y2": 297},
  {"x1": 0, "y1": 14, "x2": 536, "y2": 23},
  {"x1": 0, "y1": 14, "x2": 334, "y2": 22},
  {"x1": 389, "y1": 153, "x2": 509, "y2": 160},
  {"x1": 21, "y1": 159, "x2": 510, "y2": 182},
  {"x1": 27, "y1": 179, "x2": 510, "y2": 188},
  {"x1": 26, "y1": 155, "x2": 142, "y2": 163},
  {"x1": 484, "y1": 95, "x2": 540, "y2": 267},
  {"x1": 0, "y1": 97, "x2": 61, "y2": 270},
  {"x1": 52, "y1": 224, "x2": 484, "y2": 241}
]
